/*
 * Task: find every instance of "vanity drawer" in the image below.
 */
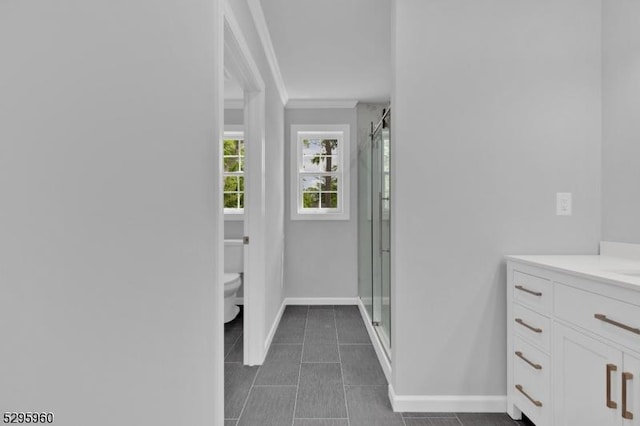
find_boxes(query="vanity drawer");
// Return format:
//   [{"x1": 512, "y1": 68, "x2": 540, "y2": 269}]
[
  {"x1": 513, "y1": 336, "x2": 550, "y2": 426},
  {"x1": 555, "y1": 283, "x2": 640, "y2": 353},
  {"x1": 513, "y1": 270, "x2": 552, "y2": 315},
  {"x1": 513, "y1": 374, "x2": 550, "y2": 426},
  {"x1": 513, "y1": 303, "x2": 551, "y2": 352},
  {"x1": 513, "y1": 335, "x2": 550, "y2": 387}
]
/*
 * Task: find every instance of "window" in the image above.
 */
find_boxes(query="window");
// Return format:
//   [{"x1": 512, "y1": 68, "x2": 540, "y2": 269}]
[
  {"x1": 290, "y1": 124, "x2": 350, "y2": 220},
  {"x1": 223, "y1": 128, "x2": 244, "y2": 217}
]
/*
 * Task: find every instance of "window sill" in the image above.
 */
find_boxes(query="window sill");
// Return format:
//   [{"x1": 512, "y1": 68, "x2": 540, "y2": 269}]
[
  {"x1": 224, "y1": 212, "x2": 245, "y2": 221},
  {"x1": 290, "y1": 211, "x2": 350, "y2": 221}
]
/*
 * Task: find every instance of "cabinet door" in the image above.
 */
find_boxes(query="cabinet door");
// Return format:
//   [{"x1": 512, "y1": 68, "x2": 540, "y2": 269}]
[
  {"x1": 554, "y1": 323, "x2": 622, "y2": 426},
  {"x1": 623, "y1": 353, "x2": 640, "y2": 425}
]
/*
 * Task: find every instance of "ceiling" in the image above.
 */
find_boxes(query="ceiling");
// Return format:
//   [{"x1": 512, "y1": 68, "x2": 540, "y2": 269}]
[
  {"x1": 260, "y1": 0, "x2": 391, "y2": 103},
  {"x1": 225, "y1": 71, "x2": 244, "y2": 101}
]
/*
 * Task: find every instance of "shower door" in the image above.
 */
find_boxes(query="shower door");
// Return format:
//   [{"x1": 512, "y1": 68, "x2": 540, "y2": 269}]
[
  {"x1": 371, "y1": 113, "x2": 391, "y2": 353},
  {"x1": 357, "y1": 132, "x2": 374, "y2": 320}
]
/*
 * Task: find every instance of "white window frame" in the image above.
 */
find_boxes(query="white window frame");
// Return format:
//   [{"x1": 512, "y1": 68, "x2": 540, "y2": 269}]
[
  {"x1": 290, "y1": 124, "x2": 350, "y2": 221},
  {"x1": 223, "y1": 125, "x2": 245, "y2": 220}
]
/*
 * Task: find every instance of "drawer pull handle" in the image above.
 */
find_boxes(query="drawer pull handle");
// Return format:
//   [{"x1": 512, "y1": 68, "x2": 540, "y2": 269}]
[
  {"x1": 515, "y1": 351, "x2": 542, "y2": 370},
  {"x1": 594, "y1": 314, "x2": 640, "y2": 335},
  {"x1": 607, "y1": 363, "x2": 618, "y2": 409},
  {"x1": 623, "y1": 372, "x2": 634, "y2": 420},
  {"x1": 515, "y1": 285, "x2": 542, "y2": 297},
  {"x1": 515, "y1": 318, "x2": 542, "y2": 334},
  {"x1": 515, "y1": 384, "x2": 543, "y2": 407}
]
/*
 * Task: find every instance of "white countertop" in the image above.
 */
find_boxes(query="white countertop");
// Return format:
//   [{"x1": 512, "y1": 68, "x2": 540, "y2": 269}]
[
  {"x1": 506, "y1": 254, "x2": 640, "y2": 289},
  {"x1": 507, "y1": 242, "x2": 640, "y2": 291}
]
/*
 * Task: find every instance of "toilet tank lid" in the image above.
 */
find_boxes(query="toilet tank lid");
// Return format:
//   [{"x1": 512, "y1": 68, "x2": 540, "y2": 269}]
[{"x1": 223, "y1": 273, "x2": 240, "y2": 282}]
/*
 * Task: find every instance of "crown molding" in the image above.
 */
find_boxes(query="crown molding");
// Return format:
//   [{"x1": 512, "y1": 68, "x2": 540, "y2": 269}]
[
  {"x1": 286, "y1": 99, "x2": 359, "y2": 109},
  {"x1": 224, "y1": 99, "x2": 244, "y2": 109},
  {"x1": 246, "y1": 0, "x2": 289, "y2": 106},
  {"x1": 224, "y1": 0, "x2": 264, "y2": 93}
]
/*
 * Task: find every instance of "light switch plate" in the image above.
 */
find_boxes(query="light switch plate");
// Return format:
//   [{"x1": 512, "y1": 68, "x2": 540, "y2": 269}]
[{"x1": 557, "y1": 192, "x2": 572, "y2": 216}]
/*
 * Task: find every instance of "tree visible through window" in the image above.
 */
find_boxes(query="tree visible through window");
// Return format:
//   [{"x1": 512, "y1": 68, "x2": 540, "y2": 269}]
[
  {"x1": 223, "y1": 134, "x2": 244, "y2": 213},
  {"x1": 291, "y1": 124, "x2": 350, "y2": 220},
  {"x1": 301, "y1": 138, "x2": 339, "y2": 209}
]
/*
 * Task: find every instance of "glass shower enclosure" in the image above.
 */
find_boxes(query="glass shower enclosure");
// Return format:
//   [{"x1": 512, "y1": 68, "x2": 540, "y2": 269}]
[{"x1": 358, "y1": 108, "x2": 391, "y2": 356}]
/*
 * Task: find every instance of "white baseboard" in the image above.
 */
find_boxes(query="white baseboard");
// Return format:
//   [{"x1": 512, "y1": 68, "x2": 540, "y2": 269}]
[
  {"x1": 388, "y1": 385, "x2": 507, "y2": 413},
  {"x1": 263, "y1": 299, "x2": 286, "y2": 352},
  {"x1": 357, "y1": 299, "x2": 392, "y2": 383},
  {"x1": 285, "y1": 297, "x2": 359, "y2": 306}
]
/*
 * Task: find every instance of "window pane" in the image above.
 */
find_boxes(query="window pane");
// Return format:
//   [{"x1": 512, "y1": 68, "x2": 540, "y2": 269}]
[
  {"x1": 319, "y1": 176, "x2": 338, "y2": 191},
  {"x1": 319, "y1": 192, "x2": 338, "y2": 209},
  {"x1": 301, "y1": 175, "x2": 338, "y2": 192},
  {"x1": 238, "y1": 176, "x2": 244, "y2": 191},
  {"x1": 224, "y1": 176, "x2": 238, "y2": 191},
  {"x1": 224, "y1": 193, "x2": 238, "y2": 208},
  {"x1": 302, "y1": 192, "x2": 319, "y2": 208},
  {"x1": 302, "y1": 138, "x2": 338, "y2": 156},
  {"x1": 239, "y1": 193, "x2": 244, "y2": 209},
  {"x1": 301, "y1": 176, "x2": 322, "y2": 192},
  {"x1": 302, "y1": 138, "x2": 323, "y2": 155},
  {"x1": 224, "y1": 139, "x2": 239, "y2": 155},
  {"x1": 239, "y1": 141, "x2": 245, "y2": 171},
  {"x1": 302, "y1": 155, "x2": 338, "y2": 172},
  {"x1": 224, "y1": 156, "x2": 240, "y2": 172},
  {"x1": 330, "y1": 192, "x2": 338, "y2": 208}
]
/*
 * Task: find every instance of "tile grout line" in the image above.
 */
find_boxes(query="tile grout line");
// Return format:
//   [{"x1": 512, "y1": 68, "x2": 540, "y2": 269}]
[
  {"x1": 233, "y1": 364, "x2": 260, "y2": 423},
  {"x1": 234, "y1": 324, "x2": 261, "y2": 424},
  {"x1": 290, "y1": 305, "x2": 308, "y2": 426},
  {"x1": 223, "y1": 319, "x2": 243, "y2": 422},
  {"x1": 226, "y1": 307, "x2": 517, "y2": 426},
  {"x1": 224, "y1": 333, "x2": 243, "y2": 362},
  {"x1": 224, "y1": 328, "x2": 243, "y2": 359},
  {"x1": 294, "y1": 418, "x2": 349, "y2": 420},
  {"x1": 251, "y1": 384, "x2": 299, "y2": 387},
  {"x1": 334, "y1": 306, "x2": 351, "y2": 426}
]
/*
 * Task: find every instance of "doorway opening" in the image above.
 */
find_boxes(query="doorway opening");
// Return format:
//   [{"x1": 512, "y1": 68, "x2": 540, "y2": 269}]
[{"x1": 223, "y1": 1, "x2": 267, "y2": 367}]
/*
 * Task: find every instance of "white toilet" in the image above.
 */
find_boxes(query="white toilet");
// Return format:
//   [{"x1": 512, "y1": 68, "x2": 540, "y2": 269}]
[{"x1": 224, "y1": 239, "x2": 243, "y2": 323}]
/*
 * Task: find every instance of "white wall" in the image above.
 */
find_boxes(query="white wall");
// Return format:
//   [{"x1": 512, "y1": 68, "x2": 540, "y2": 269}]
[
  {"x1": 285, "y1": 108, "x2": 358, "y2": 299},
  {"x1": 0, "y1": 1, "x2": 222, "y2": 425},
  {"x1": 225, "y1": 108, "x2": 244, "y2": 126},
  {"x1": 226, "y1": 0, "x2": 286, "y2": 336},
  {"x1": 392, "y1": 0, "x2": 602, "y2": 398},
  {"x1": 602, "y1": 0, "x2": 640, "y2": 243}
]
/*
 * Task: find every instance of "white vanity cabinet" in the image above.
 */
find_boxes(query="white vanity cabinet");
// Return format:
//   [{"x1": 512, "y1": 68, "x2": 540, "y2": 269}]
[
  {"x1": 507, "y1": 264, "x2": 553, "y2": 426},
  {"x1": 507, "y1": 249, "x2": 640, "y2": 426},
  {"x1": 553, "y1": 323, "x2": 622, "y2": 426}
]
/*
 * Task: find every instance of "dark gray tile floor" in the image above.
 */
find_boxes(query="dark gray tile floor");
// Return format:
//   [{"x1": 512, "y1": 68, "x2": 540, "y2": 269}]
[{"x1": 224, "y1": 305, "x2": 532, "y2": 426}]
